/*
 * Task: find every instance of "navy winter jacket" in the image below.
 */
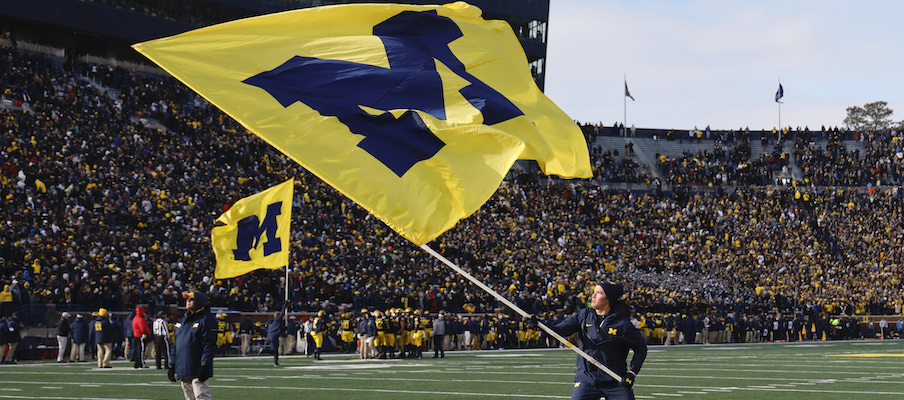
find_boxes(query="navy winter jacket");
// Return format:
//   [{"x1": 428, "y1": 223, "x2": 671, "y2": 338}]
[
  {"x1": 92, "y1": 316, "x2": 113, "y2": 344},
  {"x1": 552, "y1": 307, "x2": 647, "y2": 386},
  {"x1": 71, "y1": 317, "x2": 89, "y2": 344},
  {"x1": 171, "y1": 304, "x2": 217, "y2": 380}
]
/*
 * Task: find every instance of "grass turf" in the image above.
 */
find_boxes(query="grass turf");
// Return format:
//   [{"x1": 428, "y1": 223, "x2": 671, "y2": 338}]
[{"x1": 2, "y1": 340, "x2": 902, "y2": 399}]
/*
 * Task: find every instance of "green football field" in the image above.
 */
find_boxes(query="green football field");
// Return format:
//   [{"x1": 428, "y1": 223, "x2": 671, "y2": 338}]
[{"x1": 3, "y1": 340, "x2": 903, "y2": 399}]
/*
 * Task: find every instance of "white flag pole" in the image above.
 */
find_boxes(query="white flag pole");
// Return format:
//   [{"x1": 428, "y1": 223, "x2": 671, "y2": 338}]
[
  {"x1": 419, "y1": 243, "x2": 623, "y2": 382},
  {"x1": 285, "y1": 181, "x2": 293, "y2": 322},
  {"x1": 284, "y1": 265, "x2": 290, "y2": 323}
]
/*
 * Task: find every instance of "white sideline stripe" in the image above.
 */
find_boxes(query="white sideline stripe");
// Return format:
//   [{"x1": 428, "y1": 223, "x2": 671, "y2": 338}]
[
  {"x1": 5, "y1": 366, "x2": 900, "y2": 383},
  {"x1": 265, "y1": 374, "x2": 572, "y2": 385},
  {"x1": 643, "y1": 374, "x2": 904, "y2": 384},
  {"x1": 15, "y1": 375, "x2": 904, "y2": 398},
  {"x1": 738, "y1": 387, "x2": 904, "y2": 396},
  {"x1": 0, "y1": 380, "x2": 568, "y2": 399},
  {"x1": 217, "y1": 385, "x2": 572, "y2": 399},
  {"x1": 0, "y1": 397, "x2": 151, "y2": 400},
  {"x1": 475, "y1": 354, "x2": 545, "y2": 358},
  {"x1": 643, "y1": 385, "x2": 904, "y2": 396},
  {"x1": 0, "y1": 376, "x2": 574, "y2": 399},
  {"x1": 643, "y1": 363, "x2": 904, "y2": 370},
  {"x1": 0, "y1": 381, "x2": 169, "y2": 387},
  {"x1": 639, "y1": 375, "x2": 793, "y2": 381},
  {"x1": 243, "y1": 372, "x2": 904, "y2": 387},
  {"x1": 0, "y1": 374, "x2": 574, "y2": 386},
  {"x1": 5, "y1": 368, "x2": 901, "y2": 388},
  {"x1": 5, "y1": 377, "x2": 904, "y2": 398},
  {"x1": 642, "y1": 367, "x2": 894, "y2": 375},
  {"x1": 851, "y1": 342, "x2": 901, "y2": 346}
]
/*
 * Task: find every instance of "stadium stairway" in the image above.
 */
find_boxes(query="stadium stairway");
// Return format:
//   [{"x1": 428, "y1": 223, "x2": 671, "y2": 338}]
[
  {"x1": 747, "y1": 140, "x2": 801, "y2": 183},
  {"x1": 82, "y1": 75, "x2": 121, "y2": 103},
  {"x1": 592, "y1": 135, "x2": 829, "y2": 184},
  {"x1": 82, "y1": 74, "x2": 171, "y2": 133},
  {"x1": 592, "y1": 135, "x2": 737, "y2": 181},
  {"x1": 630, "y1": 137, "x2": 714, "y2": 160},
  {"x1": 591, "y1": 135, "x2": 662, "y2": 180},
  {"x1": 840, "y1": 139, "x2": 866, "y2": 152}
]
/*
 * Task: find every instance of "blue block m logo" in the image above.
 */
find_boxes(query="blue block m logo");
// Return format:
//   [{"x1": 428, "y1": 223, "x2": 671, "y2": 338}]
[
  {"x1": 232, "y1": 201, "x2": 284, "y2": 261},
  {"x1": 242, "y1": 9, "x2": 523, "y2": 177}
]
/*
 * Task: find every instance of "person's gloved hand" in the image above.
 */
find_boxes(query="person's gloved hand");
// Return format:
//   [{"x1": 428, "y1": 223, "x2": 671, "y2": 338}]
[
  {"x1": 527, "y1": 315, "x2": 539, "y2": 329},
  {"x1": 620, "y1": 371, "x2": 636, "y2": 389},
  {"x1": 167, "y1": 365, "x2": 177, "y2": 382},
  {"x1": 198, "y1": 363, "x2": 211, "y2": 382}
]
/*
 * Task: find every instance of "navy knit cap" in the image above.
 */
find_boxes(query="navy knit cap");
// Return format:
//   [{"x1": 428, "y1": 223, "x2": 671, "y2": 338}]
[
  {"x1": 183, "y1": 291, "x2": 209, "y2": 308},
  {"x1": 599, "y1": 282, "x2": 624, "y2": 304}
]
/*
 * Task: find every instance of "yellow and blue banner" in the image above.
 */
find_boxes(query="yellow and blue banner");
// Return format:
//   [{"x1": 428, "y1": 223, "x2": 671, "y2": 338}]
[
  {"x1": 211, "y1": 178, "x2": 293, "y2": 279},
  {"x1": 134, "y1": 2, "x2": 591, "y2": 245}
]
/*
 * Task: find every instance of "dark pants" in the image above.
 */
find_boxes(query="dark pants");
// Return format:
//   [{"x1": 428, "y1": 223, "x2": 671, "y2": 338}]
[
  {"x1": 268, "y1": 335, "x2": 280, "y2": 364},
  {"x1": 154, "y1": 336, "x2": 169, "y2": 369},
  {"x1": 306, "y1": 333, "x2": 315, "y2": 356},
  {"x1": 571, "y1": 381, "x2": 634, "y2": 400},
  {"x1": 432, "y1": 335, "x2": 444, "y2": 357},
  {"x1": 131, "y1": 337, "x2": 146, "y2": 368}
]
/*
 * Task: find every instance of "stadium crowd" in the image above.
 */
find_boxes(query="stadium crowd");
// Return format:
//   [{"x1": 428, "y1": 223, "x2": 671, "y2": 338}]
[
  {"x1": 1, "y1": 41, "x2": 903, "y2": 351},
  {"x1": 656, "y1": 143, "x2": 778, "y2": 186},
  {"x1": 586, "y1": 123, "x2": 900, "y2": 188},
  {"x1": 79, "y1": 0, "x2": 307, "y2": 28},
  {"x1": 794, "y1": 131, "x2": 904, "y2": 186}
]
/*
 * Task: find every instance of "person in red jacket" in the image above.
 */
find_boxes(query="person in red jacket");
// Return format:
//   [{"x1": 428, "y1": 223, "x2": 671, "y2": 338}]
[{"x1": 132, "y1": 305, "x2": 152, "y2": 369}]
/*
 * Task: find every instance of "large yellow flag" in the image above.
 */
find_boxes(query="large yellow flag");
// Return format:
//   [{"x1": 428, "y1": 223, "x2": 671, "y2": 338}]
[
  {"x1": 212, "y1": 179, "x2": 293, "y2": 279},
  {"x1": 134, "y1": 2, "x2": 591, "y2": 245}
]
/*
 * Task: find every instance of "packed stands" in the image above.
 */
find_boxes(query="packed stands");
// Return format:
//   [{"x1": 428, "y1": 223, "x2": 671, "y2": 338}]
[{"x1": 1, "y1": 39, "x2": 903, "y2": 339}]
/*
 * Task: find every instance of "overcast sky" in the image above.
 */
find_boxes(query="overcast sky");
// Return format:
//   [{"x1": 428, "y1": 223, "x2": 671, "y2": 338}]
[{"x1": 544, "y1": 0, "x2": 904, "y2": 131}]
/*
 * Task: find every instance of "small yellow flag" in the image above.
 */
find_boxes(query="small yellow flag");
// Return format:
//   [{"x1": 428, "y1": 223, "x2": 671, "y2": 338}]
[{"x1": 212, "y1": 178, "x2": 293, "y2": 279}]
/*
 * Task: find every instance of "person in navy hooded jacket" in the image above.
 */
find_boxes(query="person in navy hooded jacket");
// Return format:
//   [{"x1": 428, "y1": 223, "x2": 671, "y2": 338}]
[
  {"x1": 169, "y1": 291, "x2": 217, "y2": 400},
  {"x1": 545, "y1": 282, "x2": 647, "y2": 400},
  {"x1": 69, "y1": 313, "x2": 89, "y2": 362}
]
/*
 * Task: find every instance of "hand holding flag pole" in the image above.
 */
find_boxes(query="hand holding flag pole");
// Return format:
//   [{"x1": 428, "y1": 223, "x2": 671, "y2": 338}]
[{"x1": 420, "y1": 244, "x2": 623, "y2": 381}]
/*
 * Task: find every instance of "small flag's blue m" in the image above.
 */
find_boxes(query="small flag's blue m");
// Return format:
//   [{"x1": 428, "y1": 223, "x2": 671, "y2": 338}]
[{"x1": 233, "y1": 202, "x2": 283, "y2": 261}]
